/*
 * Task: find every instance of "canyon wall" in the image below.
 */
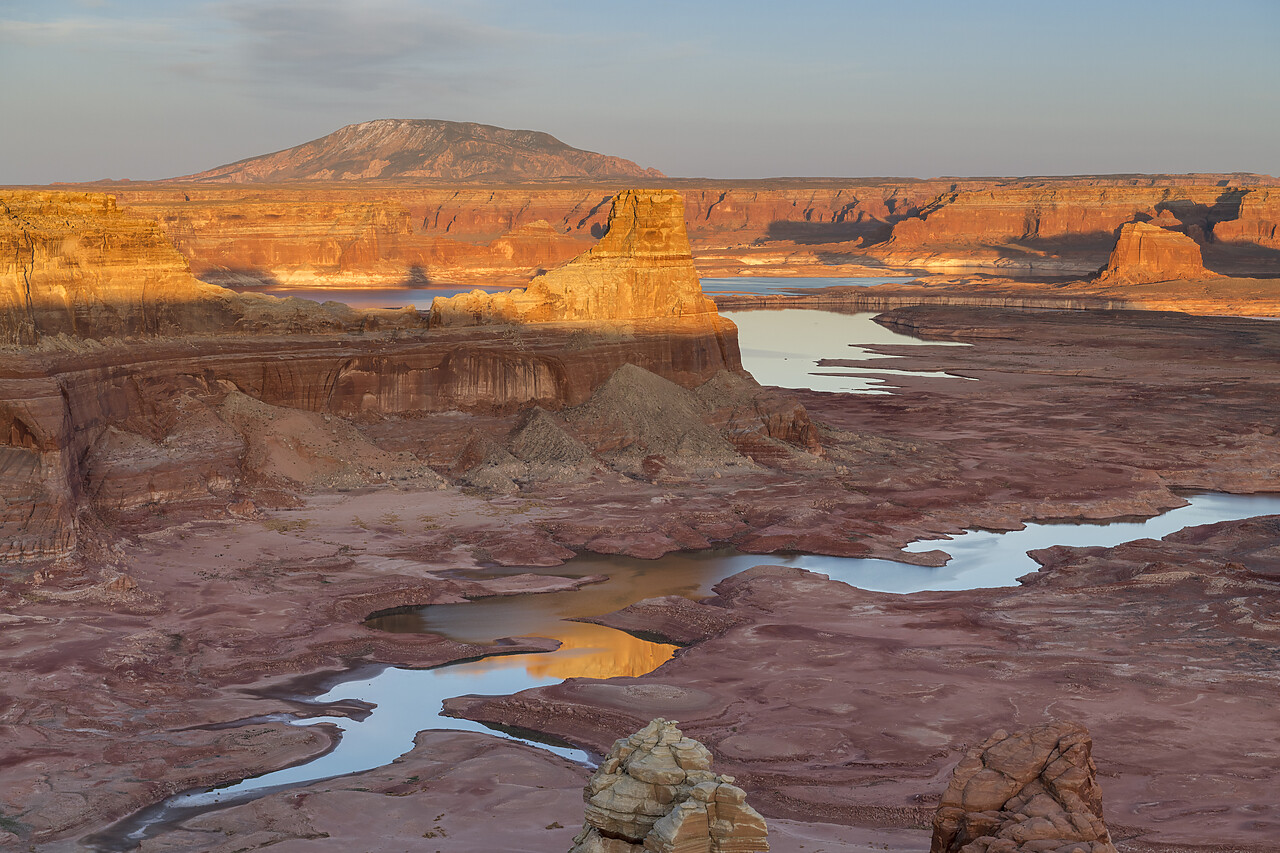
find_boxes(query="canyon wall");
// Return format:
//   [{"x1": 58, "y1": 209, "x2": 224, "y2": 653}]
[
  {"x1": 0, "y1": 191, "x2": 242, "y2": 345},
  {"x1": 0, "y1": 189, "x2": 744, "y2": 562},
  {"x1": 0, "y1": 190, "x2": 428, "y2": 346},
  {"x1": 95, "y1": 175, "x2": 1280, "y2": 287}
]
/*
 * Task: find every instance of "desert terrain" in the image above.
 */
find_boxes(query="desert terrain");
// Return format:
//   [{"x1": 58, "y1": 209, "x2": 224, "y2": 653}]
[{"x1": 3, "y1": 127, "x2": 1280, "y2": 853}]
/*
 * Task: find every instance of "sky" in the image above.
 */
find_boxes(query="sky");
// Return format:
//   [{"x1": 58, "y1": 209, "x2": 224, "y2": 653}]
[{"x1": 2, "y1": 0, "x2": 1278, "y2": 184}]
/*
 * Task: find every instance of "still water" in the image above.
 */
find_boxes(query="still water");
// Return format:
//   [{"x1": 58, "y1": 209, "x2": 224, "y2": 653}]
[
  {"x1": 701, "y1": 275, "x2": 918, "y2": 295},
  {"x1": 97, "y1": 494, "x2": 1280, "y2": 850},
  {"x1": 723, "y1": 308, "x2": 971, "y2": 394}
]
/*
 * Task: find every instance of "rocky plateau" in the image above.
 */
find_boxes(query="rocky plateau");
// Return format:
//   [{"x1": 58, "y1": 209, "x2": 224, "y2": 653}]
[{"x1": 1, "y1": 171, "x2": 1279, "y2": 853}]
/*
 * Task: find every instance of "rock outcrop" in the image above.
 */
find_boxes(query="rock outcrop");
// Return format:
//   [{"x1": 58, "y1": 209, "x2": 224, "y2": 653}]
[
  {"x1": 0, "y1": 190, "x2": 425, "y2": 346},
  {"x1": 1096, "y1": 221, "x2": 1219, "y2": 284},
  {"x1": 430, "y1": 189, "x2": 720, "y2": 327},
  {"x1": 174, "y1": 119, "x2": 663, "y2": 183},
  {"x1": 0, "y1": 191, "x2": 239, "y2": 345},
  {"x1": 570, "y1": 718, "x2": 768, "y2": 853},
  {"x1": 931, "y1": 722, "x2": 1117, "y2": 853},
  {"x1": 1213, "y1": 188, "x2": 1280, "y2": 249}
]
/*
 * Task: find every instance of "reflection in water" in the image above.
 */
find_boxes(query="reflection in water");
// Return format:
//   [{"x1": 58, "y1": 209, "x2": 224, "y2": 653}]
[{"x1": 723, "y1": 308, "x2": 970, "y2": 394}]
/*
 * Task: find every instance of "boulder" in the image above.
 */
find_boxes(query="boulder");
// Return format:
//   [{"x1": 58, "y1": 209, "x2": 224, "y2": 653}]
[
  {"x1": 931, "y1": 721, "x2": 1117, "y2": 853},
  {"x1": 569, "y1": 718, "x2": 768, "y2": 853}
]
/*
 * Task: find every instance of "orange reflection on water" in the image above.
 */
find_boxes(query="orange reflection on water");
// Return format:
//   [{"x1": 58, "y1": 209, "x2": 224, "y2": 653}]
[{"x1": 441, "y1": 620, "x2": 676, "y2": 681}]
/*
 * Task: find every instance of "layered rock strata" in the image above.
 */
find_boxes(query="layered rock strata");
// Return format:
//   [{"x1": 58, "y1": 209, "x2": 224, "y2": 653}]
[
  {"x1": 1096, "y1": 221, "x2": 1219, "y2": 284},
  {"x1": 0, "y1": 191, "x2": 237, "y2": 345},
  {"x1": 931, "y1": 722, "x2": 1116, "y2": 853},
  {"x1": 569, "y1": 718, "x2": 768, "y2": 853},
  {"x1": 0, "y1": 190, "x2": 424, "y2": 346},
  {"x1": 98, "y1": 174, "x2": 1280, "y2": 288},
  {"x1": 430, "y1": 189, "x2": 720, "y2": 326}
]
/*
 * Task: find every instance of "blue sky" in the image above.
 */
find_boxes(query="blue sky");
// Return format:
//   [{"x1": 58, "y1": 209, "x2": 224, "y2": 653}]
[{"x1": 1, "y1": 0, "x2": 1277, "y2": 183}]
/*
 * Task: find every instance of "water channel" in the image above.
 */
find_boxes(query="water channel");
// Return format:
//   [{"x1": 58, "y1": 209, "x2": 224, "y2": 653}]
[{"x1": 98, "y1": 281, "x2": 1280, "y2": 849}]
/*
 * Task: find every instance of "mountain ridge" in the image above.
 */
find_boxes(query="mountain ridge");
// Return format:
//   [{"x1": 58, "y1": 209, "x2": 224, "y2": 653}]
[{"x1": 170, "y1": 119, "x2": 664, "y2": 183}]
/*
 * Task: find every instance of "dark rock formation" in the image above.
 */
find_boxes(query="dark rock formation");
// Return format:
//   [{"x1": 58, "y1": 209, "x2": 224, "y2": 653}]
[
  {"x1": 569, "y1": 718, "x2": 768, "y2": 853},
  {"x1": 173, "y1": 119, "x2": 663, "y2": 183},
  {"x1": 1096, "y1": 221, "x2": 1219, "y2": 285},
  {"x1": 931, "y1": 722, "x2": 1116, "y2": 853}
]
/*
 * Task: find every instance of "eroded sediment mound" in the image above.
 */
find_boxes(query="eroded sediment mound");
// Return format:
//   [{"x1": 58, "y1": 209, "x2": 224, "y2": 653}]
[
  {"x1": 175, "y1": 119, "x2": 664, "y2": 183},
  {"x1": 931, "y1": 721, "x2": 1116, "y2": 853},
  {"x1": 430, "y1": 189, "x2": 720, "y2": 327},
  {"x1": 570, "y1": 718, "x2": 769, "y2": 853},
  {"x1": 1096, "y1": 221, "x2": 1219, "y2": 285},
  {"x1": 566, "y1": 364, "x2": 739, "y2": 468}
]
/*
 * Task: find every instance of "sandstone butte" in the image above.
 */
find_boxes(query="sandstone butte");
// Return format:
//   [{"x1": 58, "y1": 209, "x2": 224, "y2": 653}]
[
  {"x1": 172, "y1": 118, "x2": 664, "y2": 183},
  {"x1": 429, "y1": 188, "x2": 722, "y2": 327},
  {"x1": 1095, "y1": 221, "x2": 1220, "y2": 285}
]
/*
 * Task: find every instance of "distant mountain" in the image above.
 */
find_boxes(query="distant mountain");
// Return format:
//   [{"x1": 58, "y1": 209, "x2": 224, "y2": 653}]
[{"x1": 171, "y1": 119, "x2": 664, "y2": 183}]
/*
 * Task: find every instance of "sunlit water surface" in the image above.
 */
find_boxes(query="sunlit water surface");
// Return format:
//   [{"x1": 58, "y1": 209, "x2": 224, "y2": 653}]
[{"x1": 724, "y1": 308, "x2": 971, "y2": 394}]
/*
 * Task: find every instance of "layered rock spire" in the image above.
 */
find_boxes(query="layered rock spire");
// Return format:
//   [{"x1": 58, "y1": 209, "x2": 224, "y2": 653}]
[{"x1": 429, "y1": 189, "x2": 720, "y2": 327}]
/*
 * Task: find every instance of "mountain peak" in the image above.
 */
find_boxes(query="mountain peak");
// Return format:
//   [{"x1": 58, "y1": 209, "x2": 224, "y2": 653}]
[{"x1": 171, "y1": 119, "x2": 664, "y2": 183}]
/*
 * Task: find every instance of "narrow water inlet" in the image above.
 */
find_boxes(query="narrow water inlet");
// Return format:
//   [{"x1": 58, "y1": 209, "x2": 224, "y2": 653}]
[{"x1": 88, "y1": 491, "x2": 1280, "y2": 850}]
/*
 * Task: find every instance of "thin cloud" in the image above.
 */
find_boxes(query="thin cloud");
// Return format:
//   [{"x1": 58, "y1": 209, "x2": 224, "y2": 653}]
[{"x1": 216, "y1": 0, "x2": 511, "y2": 90}]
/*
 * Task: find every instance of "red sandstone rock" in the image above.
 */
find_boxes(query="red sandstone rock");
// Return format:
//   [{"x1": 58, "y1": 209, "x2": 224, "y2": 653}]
[
  {"x1": 0, "y1": 190, "x2": 426, "y2": 345},
  {"x1": 570, "y1": 718, "x2": 769, "y2": 853},
  {"x1": 1096, "y1": 221, "x2": 1219, "y2": 284},
  {"x1": 429, "y1": 189, "x2": 720, "y2": 327},
  {"x1": 1213, "y1": 188, "x2": 1280, "y2": 248},
  {"x1": 931, "y1": 722, "x2": 1116, "y2": 853}
]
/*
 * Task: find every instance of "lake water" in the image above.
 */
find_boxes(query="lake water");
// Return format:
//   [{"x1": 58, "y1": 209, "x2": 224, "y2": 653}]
[
  {"x1": 701, "y1": 275, "x2": 917, "y2": 295},
  {"x1": 96, "y1": 493, "x2": 1280, "y2": 850},
  {"x1": 723, "y1": 308, "x2": 971, "y2": 394}
]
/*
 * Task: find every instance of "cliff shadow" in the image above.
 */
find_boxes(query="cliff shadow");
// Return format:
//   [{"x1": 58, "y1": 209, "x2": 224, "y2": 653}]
[
  {"x1": 763, "y1": 219, "x2": 893, "y2": 246},
  {"x1": 392, "y1": 264, "x2": 435, "y2": 287},
  {"x1": 195, "y1": 267, "x2": 288, "y2": 289},
  {"x1": 996, "y1": 234, "x2": 1119, "y2": 266},
  {"x1": 1154, "y1": 189, "x2": 1248, "y2": 237}
]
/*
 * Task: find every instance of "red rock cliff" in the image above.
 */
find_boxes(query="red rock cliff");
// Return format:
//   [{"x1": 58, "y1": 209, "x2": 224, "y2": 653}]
[{"x1": 0, "y1": 191, "x2": 243, "y2": 345}]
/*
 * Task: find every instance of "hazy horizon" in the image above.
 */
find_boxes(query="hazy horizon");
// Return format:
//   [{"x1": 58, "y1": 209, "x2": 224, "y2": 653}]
[{"x1": 2, "y1": 0, "x2": 1277, "y2": 185}]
